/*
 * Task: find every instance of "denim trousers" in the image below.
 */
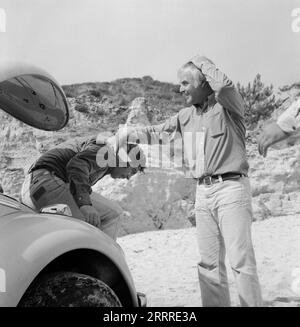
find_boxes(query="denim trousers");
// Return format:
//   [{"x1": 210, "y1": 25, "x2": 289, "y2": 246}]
[
  {"x1": 20, "y1": 169, "x2": 122, "y2": 241},
  {"x1": 195, "y1": 176, "x2": 262, "y2": 306}
]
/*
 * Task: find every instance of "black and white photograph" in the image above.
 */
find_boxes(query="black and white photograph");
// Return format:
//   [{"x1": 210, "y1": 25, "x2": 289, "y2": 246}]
[{"x1": 0, "y1": 0, "x2": 300, "y2": 310}]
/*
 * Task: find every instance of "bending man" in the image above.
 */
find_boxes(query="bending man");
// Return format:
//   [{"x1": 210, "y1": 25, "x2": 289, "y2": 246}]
[{"x1": 20, "y1": 136, "x2": 146, "y2": 241}]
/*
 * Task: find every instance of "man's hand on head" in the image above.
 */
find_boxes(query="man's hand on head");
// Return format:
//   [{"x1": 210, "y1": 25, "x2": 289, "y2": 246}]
[
  {"x1": 191, "y1": 55, "x2": 215, "y2": 66},
  {"x1": 257, "y1": 122, "x2": 289, "y2": 157}
]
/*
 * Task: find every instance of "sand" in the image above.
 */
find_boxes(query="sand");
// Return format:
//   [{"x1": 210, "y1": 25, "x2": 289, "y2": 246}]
[{"x1": 118, "y1": 215, "x2": 300, "y2": 307}]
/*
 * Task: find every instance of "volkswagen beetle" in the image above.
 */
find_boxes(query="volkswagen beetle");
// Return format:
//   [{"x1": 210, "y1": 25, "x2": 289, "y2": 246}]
[{"x1": 0, "y1": 62, "x2": 146, "y2": 307}]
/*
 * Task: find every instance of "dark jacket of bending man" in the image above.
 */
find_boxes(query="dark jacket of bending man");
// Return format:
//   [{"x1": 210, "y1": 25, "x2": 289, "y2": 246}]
[{"x1": 20, "y1": 136, "x2": 145, "y2": 241}]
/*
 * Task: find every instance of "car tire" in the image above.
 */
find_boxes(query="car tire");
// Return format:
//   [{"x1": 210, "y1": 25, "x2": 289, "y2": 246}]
[{"x1": 19, "y1": 271, "x2": 122, "y2": 307}]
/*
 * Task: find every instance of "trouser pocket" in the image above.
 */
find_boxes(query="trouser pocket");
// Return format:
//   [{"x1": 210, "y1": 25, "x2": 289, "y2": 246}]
[{"x1": 22, "y1": 171, "x2": 68, "y2": 211}]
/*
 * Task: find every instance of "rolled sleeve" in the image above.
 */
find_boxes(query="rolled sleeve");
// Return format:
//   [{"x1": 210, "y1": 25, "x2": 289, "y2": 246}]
[
  {"x1": 191, "y1": 55, "x2": 245, "y2": 118},
  {"x1": 131, "y1": 114, "x2": 181, "y2": 144}
]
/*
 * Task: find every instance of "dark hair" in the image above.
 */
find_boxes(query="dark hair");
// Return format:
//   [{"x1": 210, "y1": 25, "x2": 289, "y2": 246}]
[{"x1": 116, "y1": 143, "x2": 146, "y2": 172}]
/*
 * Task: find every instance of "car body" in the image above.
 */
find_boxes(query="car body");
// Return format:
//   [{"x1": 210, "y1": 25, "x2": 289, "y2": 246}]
[
  {"x1": 0, "y1": 62, "x2": 145, "y2": 307},
  {"x1": 0, "y1": 194, "x2": 142, "y2": 306}
]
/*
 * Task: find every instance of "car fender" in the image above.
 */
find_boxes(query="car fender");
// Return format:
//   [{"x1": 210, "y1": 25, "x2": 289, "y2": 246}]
[{"x1": 0, "y1": 212, "x2": 137, "y2": 306}]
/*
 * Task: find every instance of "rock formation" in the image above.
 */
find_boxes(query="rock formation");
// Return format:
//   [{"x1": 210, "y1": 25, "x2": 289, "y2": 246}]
[
  {"x1": 93, "y1": 96, "x2": 196, "y2": 236},
  {"x1": 94, "y1": 96, "x2": 300, "y2": 235},
  {"x1": 1, "y1": 93, "x2": 300, "y2": 236},
  {"x1": 126, "y1": 97, "x2": 151, "y2": 127}
]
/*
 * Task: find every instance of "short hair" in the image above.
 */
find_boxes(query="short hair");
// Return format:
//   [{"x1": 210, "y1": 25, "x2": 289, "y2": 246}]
[
  {"x1": 179, "y1": 62, "x2": 211, "y2": 90},
  {"x1": 180, "y1": 62, "x2": 206, "y2": 81},
  {"x1": 116, "y1": 143, "x2": 146, "y2": 172}
]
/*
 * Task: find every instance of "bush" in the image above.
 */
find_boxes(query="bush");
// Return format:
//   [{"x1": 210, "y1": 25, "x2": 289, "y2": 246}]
[
  {"x1": 142, "y1": 75, "x2": 154, "y2": 84},
  {"x1": 96, "y1": 107, "x2": 106, "y2": 116},
  {"x1": 237, "y1": 74, "x2": 282, "y2": 130},
  {"x1": 74, "y1": 103, "x2": 89, "y2": 113},
  {"x1": 88, "y1": 90, "x2": 101, "y2": 98}
]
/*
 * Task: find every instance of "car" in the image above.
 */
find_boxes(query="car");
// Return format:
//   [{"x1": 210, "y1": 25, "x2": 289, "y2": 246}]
[{"x1": 0, "y1": 62, "x2": 146, "y2": 307}]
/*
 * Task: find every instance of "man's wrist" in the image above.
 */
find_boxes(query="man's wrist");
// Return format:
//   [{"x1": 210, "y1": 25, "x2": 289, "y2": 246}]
[{"x1": 77, "y1": 198, "x2": 93, "y2": 208}]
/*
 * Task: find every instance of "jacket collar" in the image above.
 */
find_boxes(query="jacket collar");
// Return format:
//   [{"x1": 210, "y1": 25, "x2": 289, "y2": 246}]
[{"x1": 193, "y1": 93, "x2": 216, "y2": 113}]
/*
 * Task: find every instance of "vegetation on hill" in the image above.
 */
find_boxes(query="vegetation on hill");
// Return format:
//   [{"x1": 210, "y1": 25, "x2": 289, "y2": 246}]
[
  {"x1": 237, "y1": 74, "x2": 283, "y2": 130},
  {"x1": 63, "y1": 73, "x2": 285, "y2": 133},
  {"x1": 0, "y1": 72, "x2": 291, "y2": 160},
  {"x1": 0, "y1": 73, "x2": 298, "y2": 199},
  {"x1": 62, "y1": 75, "x2": 185, "y2": 127}
]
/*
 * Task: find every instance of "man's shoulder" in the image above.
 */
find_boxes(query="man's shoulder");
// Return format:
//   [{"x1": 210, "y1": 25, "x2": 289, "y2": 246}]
[{"x1": 178, "y1": 106, "x2": 193, "y2": 119}]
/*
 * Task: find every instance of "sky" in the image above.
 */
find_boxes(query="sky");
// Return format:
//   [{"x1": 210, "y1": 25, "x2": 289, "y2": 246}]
[{"x1": 0, "y1": 0, "x2": 300, "y2": 88}]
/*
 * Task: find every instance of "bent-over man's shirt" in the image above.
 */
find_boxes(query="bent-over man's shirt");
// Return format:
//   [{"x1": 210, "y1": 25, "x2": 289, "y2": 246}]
[
  {"x1": 29, "y1": 137, "x2": 109, "y2": 207},
  {"x1": 133, "y1": 57, "x2": 249, "y2": 179}
]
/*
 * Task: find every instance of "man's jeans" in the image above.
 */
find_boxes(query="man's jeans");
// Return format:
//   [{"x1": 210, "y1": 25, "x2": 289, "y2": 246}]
[
  {"x1": 20, "y1": 169, "x2": 122, "y2": 241},
  {"x1": 195, "y1": 176, "x2": 262, "y2": 307}
]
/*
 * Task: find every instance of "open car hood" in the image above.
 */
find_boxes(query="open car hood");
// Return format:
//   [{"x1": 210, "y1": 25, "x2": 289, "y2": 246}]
[{"x1": 0, "y1": 61, "x2": 69, "y2": 131}]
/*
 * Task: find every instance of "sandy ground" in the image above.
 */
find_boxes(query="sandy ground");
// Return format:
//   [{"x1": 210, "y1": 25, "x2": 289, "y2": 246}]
[{"x1": 118, "y1": 215, "x2": 300, "y2": 307}]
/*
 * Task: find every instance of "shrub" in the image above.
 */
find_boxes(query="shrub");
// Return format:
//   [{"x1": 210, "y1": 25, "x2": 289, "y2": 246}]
[
  {"x1": 74, "y1": 103, "x2": 89, "y2": 113},
  {"x1": 88, "y1": 90, "x2": 101, "y2": 98},
  {"x1": 237, "y1": 74, "x2": 282, "y2": 130},
  {"x1": 142, "y1": 75, "x2": 154, "y2": 84},
  {"x1": 96, "y1": 107, "x2": 106, "y2": 116}
]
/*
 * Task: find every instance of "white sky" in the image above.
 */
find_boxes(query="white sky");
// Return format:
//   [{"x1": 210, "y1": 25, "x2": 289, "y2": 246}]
[{"x1": 0, "y1": 0, "x2": 300, "y2": 87}]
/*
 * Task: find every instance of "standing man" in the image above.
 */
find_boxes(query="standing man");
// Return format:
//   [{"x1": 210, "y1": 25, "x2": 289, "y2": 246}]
[
  {"x1": 118, "y1": 55, "x2": 262, "y2": 306},
  {"x1": 258, "y1": 98, "x2": 300, "y2": 156},
  {"x1": 20, "y1": 136, "x2": 146, "y2": 241}
]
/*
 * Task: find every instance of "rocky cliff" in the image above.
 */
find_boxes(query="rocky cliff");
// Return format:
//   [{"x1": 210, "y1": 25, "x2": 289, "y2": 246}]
[
  {"x1": 92, "y1": 96, "x2": 300, "y2": 235},
  {"x1": 1, "y1": 90, "x2": 300, "y2": 236}
]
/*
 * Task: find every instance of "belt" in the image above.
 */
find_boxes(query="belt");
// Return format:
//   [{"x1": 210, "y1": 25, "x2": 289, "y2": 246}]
[
  {"x1": 28, "y1": 165, "x2": 51, "y2": 174},
  {"x1": 29, "y1": 166, "x2": 62, "y2": 181},
  {"x1": 198, "y1": 173, "x2": 245, "y2": 186}
]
